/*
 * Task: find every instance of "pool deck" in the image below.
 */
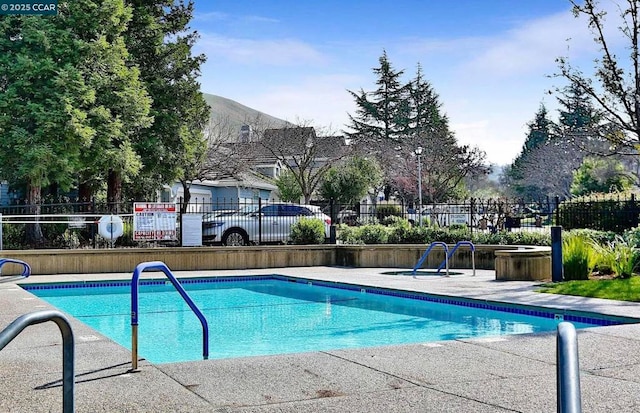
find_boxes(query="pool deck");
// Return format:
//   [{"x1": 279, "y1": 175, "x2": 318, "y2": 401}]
[{"x1": 3, "y1": 266, "x2": 640, "y2": 412}]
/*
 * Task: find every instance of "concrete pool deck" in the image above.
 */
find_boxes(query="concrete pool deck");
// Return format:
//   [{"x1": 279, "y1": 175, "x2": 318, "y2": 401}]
[{"x1": 3, "y1": 266, "x2": 640, "y2": 412}]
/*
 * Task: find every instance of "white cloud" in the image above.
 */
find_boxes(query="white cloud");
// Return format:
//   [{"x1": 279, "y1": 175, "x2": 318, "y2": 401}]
[
  {"x1": 193, "y1": 11, "x2": 228, "y2": 22},
  {"x1": 235, "y1": 74, "x2": 361, "y2": 132},
  {"x1": 462, "y1": 12, "x2": 593, "y2": 77},
  {"x1": 196, "y1": 33, "x2": 326, "y2": 66}
]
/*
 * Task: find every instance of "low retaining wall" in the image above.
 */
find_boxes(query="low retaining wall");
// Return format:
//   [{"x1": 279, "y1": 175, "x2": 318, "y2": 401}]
[{"x1": 0, "y1": 244, "x2": 551, "y2": 281}]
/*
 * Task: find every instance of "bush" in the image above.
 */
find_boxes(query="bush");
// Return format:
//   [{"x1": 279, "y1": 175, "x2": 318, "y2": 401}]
[
  {"x1": 336, "y1": 224, "x2": 364, "y2": 244},
  {"x1": 386, "y1": 217, "x2": 413, "y2": 243},
  {"x1": 594, "y1": 236, "x2": 639, "y2": 279},
  {"x1": 2, "y1": 223, "x2": 25, "y2": 249},
  {"x1": 290, "y1": 218, "x2": 326, "y2": 245},
  {"x1": 623, "y1": 226, "x2": 640, "y2": 248},
  {"x1": 562, "y1": 232, "x2": 598, "y2": 281},
  {"x1": 375, "y1": 204, "x2": 401, "y2": 221},
  {"x1": 358, "y1": 224, "x2": 391, "y2": 244},
  {"x1": 569, "y1": 228, "x2": 617, "y2": 246}
]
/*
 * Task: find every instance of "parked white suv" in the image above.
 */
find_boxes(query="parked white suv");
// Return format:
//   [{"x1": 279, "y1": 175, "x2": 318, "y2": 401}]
[{"x1": 203, "y1": 203, "x2": 331, "y2": 246}]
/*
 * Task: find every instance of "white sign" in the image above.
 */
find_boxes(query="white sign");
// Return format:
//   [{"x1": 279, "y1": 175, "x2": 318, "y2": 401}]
[
  {"x1": 133, "y1": 202, "x2": 177, "y2": 241},
  {"x1": 181, "y1": 214, "x2": 202, "y2": 247},
  {"x1": 450, "y1": 213, "x2": 469, "y2": 225}
]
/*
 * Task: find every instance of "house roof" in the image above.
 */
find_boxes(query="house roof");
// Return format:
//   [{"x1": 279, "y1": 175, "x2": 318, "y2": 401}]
[{"x1": 193, "y1": 171, "x2": 276, "y2": 191}]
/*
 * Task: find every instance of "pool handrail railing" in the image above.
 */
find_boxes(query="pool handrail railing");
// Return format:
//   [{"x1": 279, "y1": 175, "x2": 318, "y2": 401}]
[
  {"x1": 412, "y1": 242, "x2": 449, "y2": 278},
  {"x1": 130, "y1": 261, "x2": 209, "y2": 370},
  {"x1": 436, "y1": 241, "x2": 476, "y2": 276},
  {"x1": 0, "y1": 258, "x2": 31, "y2": 277},
  {"x1": 0, "y1": 310, "x2": 75, "y2": 413},
  {"x1": 557, "y1": 322, "x2": 582, "y2": 413}
]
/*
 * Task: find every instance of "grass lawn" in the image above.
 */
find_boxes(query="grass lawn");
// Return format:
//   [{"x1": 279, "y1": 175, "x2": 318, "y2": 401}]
[{"x1": 538, "y1": 276, "x2": 640, "y2": 302}]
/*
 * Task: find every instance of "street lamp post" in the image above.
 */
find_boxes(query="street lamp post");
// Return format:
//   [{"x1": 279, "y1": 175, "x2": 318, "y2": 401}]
[{"x1": 415, "y1": 147, "x2": 423, "y2": 226}]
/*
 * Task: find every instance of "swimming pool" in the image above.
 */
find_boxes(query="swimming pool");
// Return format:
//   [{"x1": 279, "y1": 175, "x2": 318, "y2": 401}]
[{"x1": 22, "y1": 275, "x2": 633, "y2": 364}]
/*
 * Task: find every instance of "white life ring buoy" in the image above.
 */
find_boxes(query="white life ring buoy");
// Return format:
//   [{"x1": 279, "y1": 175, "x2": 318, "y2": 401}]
[{"x1": 98, "y1": 215, "x2": 124, "y2": 240}]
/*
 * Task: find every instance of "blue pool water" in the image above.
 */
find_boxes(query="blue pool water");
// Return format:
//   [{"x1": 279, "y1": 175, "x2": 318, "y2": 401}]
[{"x1": 23, "y1": 276, "x2": 627, "y2": 364}]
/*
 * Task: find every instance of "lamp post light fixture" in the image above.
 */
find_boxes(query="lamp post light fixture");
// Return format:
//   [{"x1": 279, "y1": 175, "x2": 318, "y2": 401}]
[{"x1": 415, "y1": 146, "x2": 423, "y2": 226}]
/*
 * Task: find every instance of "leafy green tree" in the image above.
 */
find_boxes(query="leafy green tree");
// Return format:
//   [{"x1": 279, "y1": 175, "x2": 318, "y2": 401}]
[
  {"x1": 319, "y1": 156, "x2": 383, "y2": 205},
  {"x1": 0, "y1": 1, "x2": 150, "y2": 240},
  {"x1": 65, "y1": 0, "x2": 153, "y2": 209},
  {"x1": 123, "y1": 0, "x2": 209, "y2": 210},
  {"x1": 0, "y1": 14, "x2": 94, "y2": 243},
  {"x1": 571, "y1": 157, "x2": 634, "y2": 196},
  {"x1": 345, "y1": 50, "x2": 408, "y2": 150},
  {"x1": 276, "y1": 169, "x2": 303, "y2": 202}
]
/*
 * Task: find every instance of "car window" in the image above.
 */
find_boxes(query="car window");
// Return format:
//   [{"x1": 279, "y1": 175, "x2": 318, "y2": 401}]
[{"x1": 260, "y1": 205, "x2": 280, "y2": 216}]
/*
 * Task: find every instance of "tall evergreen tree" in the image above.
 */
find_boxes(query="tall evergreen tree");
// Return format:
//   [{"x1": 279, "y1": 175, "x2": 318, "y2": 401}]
[
  {"x1": 122, "y1": 0, "x2": 209, "y2": 208},
  {"x1": 0, "y1": 1, "x2": 151, "y2": 241},
  {"x1": 505, "y1": 104, "x2": 555, "y2": 198},
  {"x1": 345, "y1": 50, "x2": 408, "y2": 151},
  {"x1": 74, "y1": 0, "x2": 153, "y2": 209},
  {"x1": 346, "y1": 54, "x2": 488, "y2": 203}
]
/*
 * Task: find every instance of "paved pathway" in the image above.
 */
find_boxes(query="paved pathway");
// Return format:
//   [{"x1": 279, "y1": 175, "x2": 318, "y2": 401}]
[{"x1": 2, "y1": 266, "x2": 640, "y2": 412}]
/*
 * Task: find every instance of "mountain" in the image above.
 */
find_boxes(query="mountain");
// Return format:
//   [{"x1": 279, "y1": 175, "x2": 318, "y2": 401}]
[{"x1": 202, "y1": 93, "x2": 289, "y2": 134}]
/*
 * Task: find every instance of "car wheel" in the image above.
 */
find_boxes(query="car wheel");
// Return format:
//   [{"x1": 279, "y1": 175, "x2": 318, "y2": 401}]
[{"x1": 222, "y1": 229, "x2": 249, "y2": 246}]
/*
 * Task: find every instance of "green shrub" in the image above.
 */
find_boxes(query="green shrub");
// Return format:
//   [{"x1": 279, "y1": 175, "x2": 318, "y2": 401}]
[
  {"x1": 562, "y1": 232, "x2": 598, "y2": 281},
  {"x1": 623, "y1": 226, "x2": 640, "y2": 248},
  {"x1": 115, "y1": 220, "x2": 136, "y2": 247},
  {"x1": 290, "y1": 218, "x2": 326, "y2": 244},
  {"x1": 375, "y1": 204, "x2": 401, "y2": 221},
  {"x1": 358, "y1": 224, "x2": 390, "y2": 244},
  {"x1": 501, "y1": 231, "x2": 551, "y2": 246},
  {"x1": 594, "y1": 236, "x2": 638, "y2": 279},
  {"x1": 471, "y1": 231, "x2": 509, "y2": 245},
  {"x1": 336, "y1": 224, "x2": 364, "y2": 244},
  {"x1": 387, "y1": 217, "x2": 413, "y2": 243},
  {"x1": 1, "y1": 223, "x2": 25, "y2": 249},
  {"x1": 569, "y1": 228, "x2": 617, "y2": 246}
]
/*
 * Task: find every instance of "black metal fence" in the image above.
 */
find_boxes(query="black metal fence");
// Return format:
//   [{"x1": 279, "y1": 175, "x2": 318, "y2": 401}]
[{"x1": 1, "y1": 194, "x2": 639, "y2": 248}]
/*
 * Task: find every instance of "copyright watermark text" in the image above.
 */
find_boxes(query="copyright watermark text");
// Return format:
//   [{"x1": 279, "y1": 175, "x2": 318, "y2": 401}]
[{"x1": 0, "y1": 1, "x2": 58, "y2": 15}]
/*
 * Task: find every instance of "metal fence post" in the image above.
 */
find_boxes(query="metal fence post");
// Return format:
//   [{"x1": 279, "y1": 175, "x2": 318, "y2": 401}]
[
  {"x1": 469, "y1": 198, "x2": 474, "y2": 236},
  {"x1": 552, "y1": 226, "x2": 564, "y2": 282},
  {"x1": 258, "y1": 197, "x2": 263, "y2": 245},
  {"x1": 329, "y1": 198, "x2": 336, "y2": 244}
]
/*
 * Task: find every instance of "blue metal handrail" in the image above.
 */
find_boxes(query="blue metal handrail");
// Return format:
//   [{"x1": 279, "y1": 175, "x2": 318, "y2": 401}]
[
  {"x1": 557, "y1": 322, "x2": 582, "y2": 413},
  {"x1": 412, "y1": 242, "x2": 449, "y2": 278},
  {"x1": 131, "y1": 261, "x2": 209, "y2": 370},
  {"x1": 437, "y1": 241, "x2": 476, "y2": 276},
  {"x1": 0, "y1": 310, "x2": 75, "y2": 413},
  {"x1": 0, "y1": 258, "x2": 31, "y2": 277}
]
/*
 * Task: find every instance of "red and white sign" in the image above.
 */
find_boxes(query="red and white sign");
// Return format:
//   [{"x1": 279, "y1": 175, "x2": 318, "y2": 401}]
[{"x1": 133, "y1": 202, "x2": 177, "y2": 241}]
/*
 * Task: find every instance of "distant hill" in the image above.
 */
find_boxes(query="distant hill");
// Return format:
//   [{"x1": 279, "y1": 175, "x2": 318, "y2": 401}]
[
  {"x1": 202, "y1": 93, "x2": 289, "y2": 135},
  {"x1": 488, "y1": 164, "x2": 505, "y2": 183}
]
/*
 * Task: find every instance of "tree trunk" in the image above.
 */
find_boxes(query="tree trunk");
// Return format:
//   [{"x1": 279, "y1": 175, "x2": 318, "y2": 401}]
[
  {"x1": 180, "y1": 180, "x2": 191, "y2": 215},
  {"x1": 78, "y1": 182, "x2": 92, "y2": 202},
  {"x1": 25, "y1": 182, "x2": 45, "y2": 246},
  {"x1": 107, "y1": 169, "x2": 122, "y2": 213}
]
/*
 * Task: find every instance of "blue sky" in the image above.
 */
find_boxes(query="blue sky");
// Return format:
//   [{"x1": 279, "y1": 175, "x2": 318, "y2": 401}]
[{"x1": 190, "y1": 1, "x2": 613, "y2": 165}]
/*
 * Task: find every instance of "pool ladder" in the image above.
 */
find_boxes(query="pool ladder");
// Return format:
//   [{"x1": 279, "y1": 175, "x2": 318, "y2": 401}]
[
  {"x1": 130, "y1": 261, "x2": 209, "y2": 371},
  {"x1": 412, "y1": 241, "x2": 476, "y2": 278},
  {"x1": 0, "y1": 258, "x2": 31, "y2": 279}
]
